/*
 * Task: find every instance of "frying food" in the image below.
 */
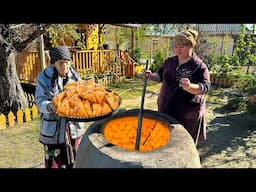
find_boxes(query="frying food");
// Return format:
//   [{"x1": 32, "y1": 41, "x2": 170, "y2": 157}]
[{"x1": 104, "y1": 116, "x2": 171, "y2": 152}]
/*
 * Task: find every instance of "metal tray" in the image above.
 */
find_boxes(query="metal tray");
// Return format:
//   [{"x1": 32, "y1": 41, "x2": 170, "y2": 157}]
[
  {"x1": 58, "y1": 92, "x2": 121, "y2": 122},
  {"x1": 62, "y1": 111, "x2": 116, "y2": 122}
]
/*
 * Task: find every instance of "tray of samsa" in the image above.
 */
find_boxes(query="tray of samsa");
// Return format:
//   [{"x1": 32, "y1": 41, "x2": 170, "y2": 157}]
[{"x1": 52, "y1": 79, "x2": 121, "y2": 122}]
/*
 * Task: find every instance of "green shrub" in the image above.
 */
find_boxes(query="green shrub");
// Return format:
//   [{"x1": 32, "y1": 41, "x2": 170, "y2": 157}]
[
  {"x1": 239, "y1": 74, "x2": 256, "y2": 95},
  {"x1": 247, "y1": 102, "x2": 256, "y2": 114},
  {"x1": 226, "y1": 97, "x2": 247, "y2": 111},
  {"x1": 131, "y1": 48, "x2": 141, "y2": 62},
  {"x1": 150, "y1": 50, "x2": 165, "y2": 72}
]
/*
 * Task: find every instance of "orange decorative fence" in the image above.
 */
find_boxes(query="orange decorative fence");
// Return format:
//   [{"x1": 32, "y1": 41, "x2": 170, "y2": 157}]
[
  {"x1": 16, "y1": 50, "x2": 136, "y2": 84},
  {"x1": 0, "y1": 104, "x2": 38, "y2": 129},
  {"x1": 119, "y1": 50, "x2": 135, "y2": 78},
  {"x1": 16, "y1": 52, "x2": 44, "y2": 84}
]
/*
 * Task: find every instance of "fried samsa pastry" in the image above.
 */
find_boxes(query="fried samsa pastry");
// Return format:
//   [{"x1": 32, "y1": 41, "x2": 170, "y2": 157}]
[
  {"x1": 105, "y1": 95, "x2": 119, "y2": 110},
  {"x1": 82, "y1": 100, "x2": 93, "y2": 117},
  {"x1": 92, "y1": 103, "x2": 102, "y2": 117},
  {"x1": 107, "y1": 91, "x2": 120, "y2": 103},
  {"x1": 95, "y1": 91, "x2": 106, "y2": 105},
  {"x1": 83, "y1": 79, "x2": 95, "y2": 86},
  {"x1": 57, "y1": 99, "x2": 70, "y2": 116},
  {"x1": 113, "y1": 93, "x2": 121, "y2": 103},
  {"x1": 92, "y1": 85, "x2": 106, "y2": 92},
  {"x1": 65, "y1": 89, "x2": 77, "y2": 98},
  {"x1": 64, "y1": 81, "x2": 77, "y2": 91},
  {"x1": 77, "y1": 85, "x2": 88, "y2": 94},
  {"x1": 52, "y1": 91, "x2": 66, "y2": 108},
  {"x1": 73, "y1": 99, "x2": 88, "y2": 117},
  {"x1": 101, "y1": 101, "x2": 113, "y2": 115},
  {"x1": 80, "y1": 92, "x2": 97, "y2": 103},
  {"x1": 68, "y1": 93, "x2": 80, "y2": 107}
]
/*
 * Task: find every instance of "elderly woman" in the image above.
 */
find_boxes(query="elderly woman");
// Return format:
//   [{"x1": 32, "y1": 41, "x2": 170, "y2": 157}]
[
  {"x1": 35, "y1": 45, "x2": 84, "y2": 168},
  {"x1": 144, "y1": 29, "x2": 211, "y2": 145}
]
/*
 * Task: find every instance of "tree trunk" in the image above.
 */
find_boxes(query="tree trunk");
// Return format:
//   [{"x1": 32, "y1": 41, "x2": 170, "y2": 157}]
[
  {"x1": 0, "y1": 24, "x2": 50, "y2": 115},
  {"x1": 0, "y1": 48, "x2": 28, "y2": 115}
]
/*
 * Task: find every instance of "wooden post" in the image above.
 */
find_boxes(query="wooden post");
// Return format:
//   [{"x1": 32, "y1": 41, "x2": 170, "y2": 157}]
[
  {"x1": 149, "y1": 39, "x2": 152, "y2": 65},
  {"x1": 131, "y1": 27, "x2": 135, "y2": 51},
  {"x1": 39, "y1": 34, "x2": 46, "y2": 70},
  {"x1": 25, "y1": 107, "x2": 31, "y2": 122},
  {"x1": 31, "y1": 104, "x2": 38, "y2": 118},
  {"x1": 17, "y1": 109, "x2": 23, "y2": 124},
  {"x1": 0, "y1": 114, "x2": 6, "y2": 129},
  {"x1": 115, "y1": 26, "x2": 118, "y2": 51},
  {"x1": 8, "y1": 112, "x2": 15, "y2": 127}
]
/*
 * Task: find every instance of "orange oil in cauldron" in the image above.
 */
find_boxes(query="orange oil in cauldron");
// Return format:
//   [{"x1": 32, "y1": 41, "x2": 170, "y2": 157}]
[{"x1": 103, "y1": 116, "x2": 170, "y2": 152}]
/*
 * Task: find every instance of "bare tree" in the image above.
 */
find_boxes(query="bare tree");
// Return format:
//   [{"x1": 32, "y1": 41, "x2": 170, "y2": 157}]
[{"x1": 0, "y1": 24, "x2": 50, "y2": 115}]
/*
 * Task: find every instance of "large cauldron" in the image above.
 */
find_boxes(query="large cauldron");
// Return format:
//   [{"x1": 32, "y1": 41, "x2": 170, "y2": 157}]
[{"x1": 74, "y1": 109, "x2": 201, "y2": 168}]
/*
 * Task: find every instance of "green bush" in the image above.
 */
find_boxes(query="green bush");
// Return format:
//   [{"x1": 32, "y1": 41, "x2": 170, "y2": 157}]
[
  {"x1": 247, "y1": 102, "x2": 256, "y2": 114},
  {"x1": 131, "y1": 48, "x2": 141, "y2": 62},
  {"x1": 150, "y1": 50, "x2": 165, "y2": 72},
  {"x1": 226, "y1": 97, "x2": 247, "y2": 111},
  {"x1": 239, "y1": 74, "x2": 256, "y2": 95}
]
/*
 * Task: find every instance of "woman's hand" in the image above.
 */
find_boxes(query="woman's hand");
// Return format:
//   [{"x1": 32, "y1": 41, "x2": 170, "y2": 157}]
[
  {"x1": 179, "y1": 78, "x2": 201, "y2": 95},
  {"x1": 47, "y1": 102, "x2": 56, "y2": 113},
  {"x1": 179, "y1": 78, "x2": 191, "y2": 90},
  {"x1": 143, "y1": 70, "x2": 152, "y2": 78}
]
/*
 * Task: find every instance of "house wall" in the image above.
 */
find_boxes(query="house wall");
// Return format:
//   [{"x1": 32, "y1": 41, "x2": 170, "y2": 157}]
[
  {"x1": 168, "y1": 34, "x2": 235, "y2": 57},
  {"x1": 203, "y1": 35, "x2": 234, "y2": 56},
  {"x1": 102, "y1": 25, "x2": 118, "y2": 49},
  {"x1": 103, "y1": 27, "x2": 172, "y2": 60},
  {"x1": 103, "y1": 25, "x2": 133, "y2": 50},
  {"x1": 138, "y1": 35, "x2": 171, "y2": 60}
]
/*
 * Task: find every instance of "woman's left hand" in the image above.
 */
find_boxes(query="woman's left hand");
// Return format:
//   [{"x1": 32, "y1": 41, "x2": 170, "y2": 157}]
[{"x1": 179, "y1": 78, "x2": 191, "y2": 90}]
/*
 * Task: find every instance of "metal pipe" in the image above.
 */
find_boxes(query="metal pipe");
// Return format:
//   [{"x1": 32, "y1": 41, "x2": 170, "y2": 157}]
[{"x1": 135, "y1": 60, "x2": 149, "y2": 151}]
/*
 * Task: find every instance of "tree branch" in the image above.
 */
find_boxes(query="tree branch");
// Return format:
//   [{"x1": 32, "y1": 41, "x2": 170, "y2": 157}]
[{"x1": 14, "y1": 24, "x2": 51, "y2": 52}]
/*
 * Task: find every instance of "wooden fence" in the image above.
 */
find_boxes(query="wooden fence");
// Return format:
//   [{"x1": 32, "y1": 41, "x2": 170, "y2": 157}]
[
  {"x1": 0, "y1": 104, "x2": 38, "y2": 129},
  {"x1": 16, "y1": 51, "x2": 45, "y2": 84},
  {"x1": 16, "y1": 49, "x2": 136, "y2": 85},
  {"x1": 0, "y1": 92, "x2": 38, "y2": 129}
]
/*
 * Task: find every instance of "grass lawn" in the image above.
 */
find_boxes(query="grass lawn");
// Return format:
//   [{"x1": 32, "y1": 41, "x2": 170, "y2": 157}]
[{"x1": 0, "y1": 117, "x2": 44, "y2": 168}]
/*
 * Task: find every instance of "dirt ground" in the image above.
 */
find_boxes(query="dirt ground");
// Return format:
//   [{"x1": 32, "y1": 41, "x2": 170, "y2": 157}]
[
  {"x1": 129, "y1": 89, "x2": 256, "y2": 168},
  {"x1": 197, "y1": 103, "x2": 256, "y2": 168},
  {"x1": 1, "y1": 83, "x2": 255, "y2": 168}
]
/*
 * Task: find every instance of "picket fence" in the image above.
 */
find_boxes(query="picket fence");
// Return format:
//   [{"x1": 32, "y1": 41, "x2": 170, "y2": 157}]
[{"x1": 0, "y1": 96, "x2": 38, "y2": 130}]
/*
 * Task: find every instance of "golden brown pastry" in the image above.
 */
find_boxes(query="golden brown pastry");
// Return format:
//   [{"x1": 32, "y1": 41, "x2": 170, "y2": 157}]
[
  {"x1": 92, "y1": 103, "x2": 102, "y2": 117},
  {"x1": 52, "y1": 79, "x2": 121, "y2": 118},
  {"x1": 52, "y1": 91, "x2": 66, "y2": 108},
  {"x1": 82, "y1": 100, "x2": 93, "y2": 117},
  {"x1": 101, "y1": 101, "x2": 113, "y2": 115},
  {"x1": 57, "y1": 99, "x2": 70, "y2": 116},
  {"x1": 95, "y1": 91, "x2": 106, "y2": 105}
]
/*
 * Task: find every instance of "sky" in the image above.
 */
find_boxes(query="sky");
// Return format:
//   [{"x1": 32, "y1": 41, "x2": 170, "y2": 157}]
[{"x1": 245, "y1": 24, "x2": 254, "y2": 30}]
